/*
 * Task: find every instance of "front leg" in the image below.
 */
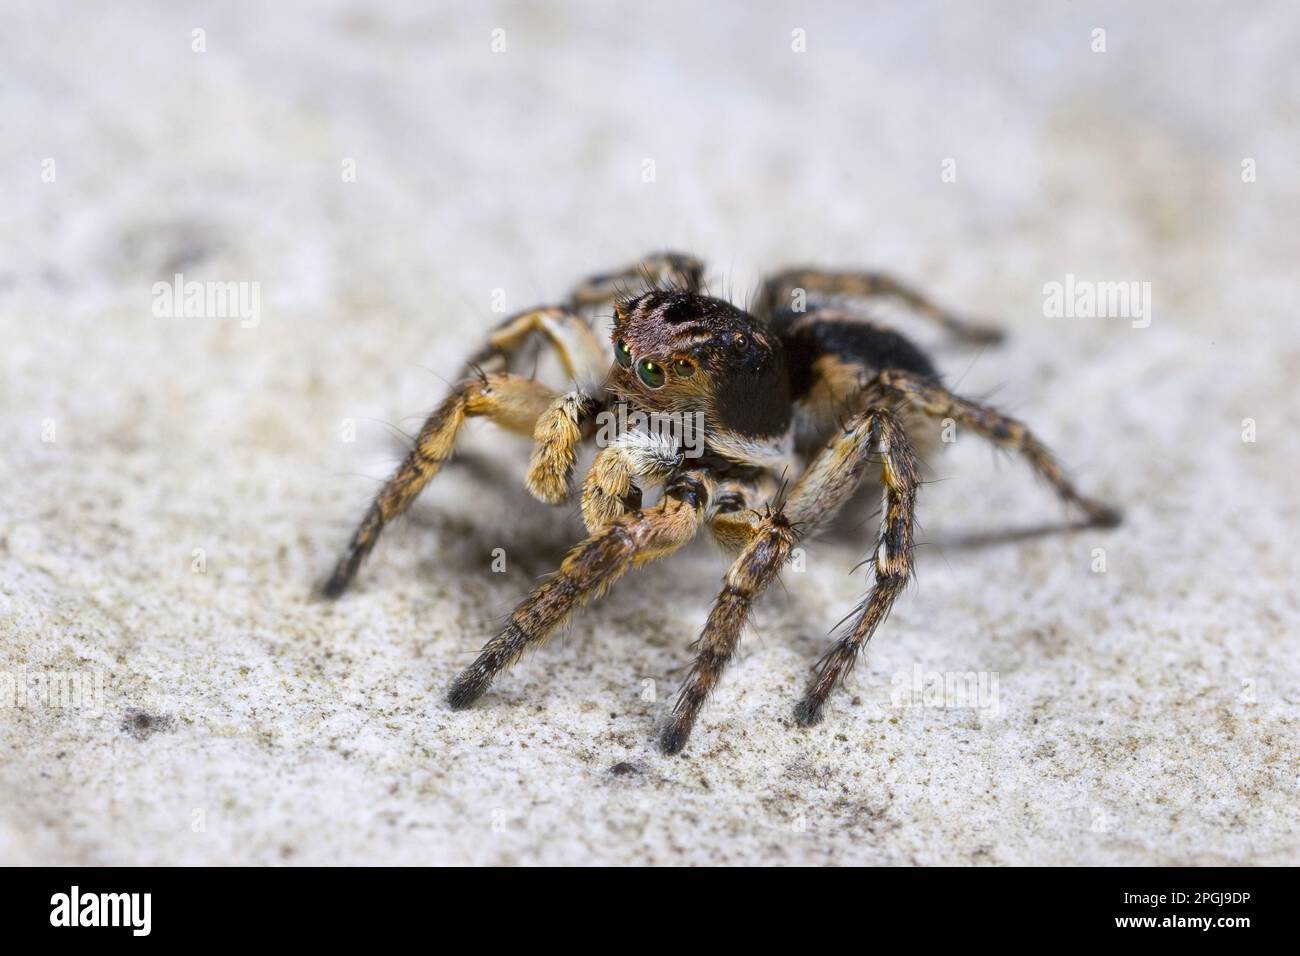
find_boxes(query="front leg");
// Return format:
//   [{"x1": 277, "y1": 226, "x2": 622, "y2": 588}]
[
  {"x1": 447, "y1": 471, "x2": 710, "y2": 710},
  {"x1": 661, "y1": 504, "x2": 796, "y2": 754},
  {"x1": 525, "y1": 388, "x2": 600, "y2": 504},
  {"x1": 580, "y1": 430, "x2": 684, "y2": 533},
  {"x1": 659, "y1": 410, "x2": 914, "y2": 753}
]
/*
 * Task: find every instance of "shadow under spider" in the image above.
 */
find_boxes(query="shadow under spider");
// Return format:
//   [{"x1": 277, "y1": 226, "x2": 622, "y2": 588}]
[{"x1": 926, "y1": 517, "x2": 1106, "y2": 552}]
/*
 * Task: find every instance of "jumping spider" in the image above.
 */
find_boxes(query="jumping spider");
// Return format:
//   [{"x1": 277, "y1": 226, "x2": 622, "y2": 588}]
[{"x1": 323, "y1": 252, "x2": 1120, "y2": 755}]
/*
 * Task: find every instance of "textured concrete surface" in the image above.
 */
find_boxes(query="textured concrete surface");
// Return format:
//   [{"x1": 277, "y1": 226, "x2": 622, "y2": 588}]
[{"x1": 1, "y1": 1, "x2": 1297, "y2": 865}]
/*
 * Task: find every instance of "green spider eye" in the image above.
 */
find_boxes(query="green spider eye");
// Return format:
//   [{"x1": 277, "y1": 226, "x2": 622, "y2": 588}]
[
  {"x1": 672, "y1": 359, "x2": 695, "y2": 378},
  {"x1": 615, "y1": 339, "x2": 632, "y2": 368},
  {"x1": 636, "y1": 359, "x2": 666, "y2": 389}
]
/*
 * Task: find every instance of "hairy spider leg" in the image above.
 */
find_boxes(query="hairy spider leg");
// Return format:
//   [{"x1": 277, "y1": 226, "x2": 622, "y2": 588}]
[
  {"x1": 446, "y1": 471, "x2": 712, "y2": 709},
  {"x1": 760, "y1": 267, "x2": 1004, "y2": 345}
]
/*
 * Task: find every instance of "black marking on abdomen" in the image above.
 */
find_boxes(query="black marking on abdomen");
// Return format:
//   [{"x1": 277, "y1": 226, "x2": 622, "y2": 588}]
[{"x1": 776, "y1": 311, "x2": 938, "y2": 399}]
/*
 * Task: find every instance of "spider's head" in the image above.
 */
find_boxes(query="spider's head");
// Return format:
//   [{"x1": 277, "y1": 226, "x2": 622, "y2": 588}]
[{"x1": 608, "y1": 291, "x2": 792, "y2": 439}]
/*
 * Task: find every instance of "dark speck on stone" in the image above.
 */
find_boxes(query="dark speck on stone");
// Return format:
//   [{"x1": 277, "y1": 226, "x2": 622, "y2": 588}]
[
  {"x1": 121, "y1": 707, "x2": 176, "y2": 741},
  {"x1": 609, "y1": 762, "x2": 639, "y2": 776}
]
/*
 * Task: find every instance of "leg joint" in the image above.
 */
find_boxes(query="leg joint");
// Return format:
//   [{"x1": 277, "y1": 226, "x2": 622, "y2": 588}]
[{"x1": 664, "y1": 472, "x2": 709, "y2": 511}]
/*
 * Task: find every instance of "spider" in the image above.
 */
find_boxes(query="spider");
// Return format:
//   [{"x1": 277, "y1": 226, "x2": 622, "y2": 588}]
[{"x1": 322, "y1": 252, "x2": 1121, "y2": 755}]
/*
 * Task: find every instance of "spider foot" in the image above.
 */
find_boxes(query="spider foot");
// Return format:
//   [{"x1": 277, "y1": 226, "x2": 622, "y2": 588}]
[
  {"x1": 658, "y1": 719, "x2": 693, "y2": 756},
  {"x1": 1083, "y1": 501, "x2": 1124, "y2": 529},
  {"x1": 321, "y1": 504, "x2": 382, "y2": 599},
  {"x1": 446, "y1": 665, "x2": 492, "y2": 710},
  {"x1": 320, "y1": 562, "x2": 355, "y2": 599},
  {"x1": 792, "y1": 696, "x2": 826, "y2": 728}
]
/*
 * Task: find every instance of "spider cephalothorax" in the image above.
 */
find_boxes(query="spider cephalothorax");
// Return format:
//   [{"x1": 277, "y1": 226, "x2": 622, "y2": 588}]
[
  {"x1": 609, "y1": 290, "x2": 792, "y2": 467},
  {"x1": 323, "y1": 252, "x2": 1120, "y2": 755}
]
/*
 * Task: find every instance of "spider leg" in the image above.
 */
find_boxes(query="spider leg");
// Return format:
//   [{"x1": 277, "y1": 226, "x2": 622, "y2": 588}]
[
  {"x1": 525, "y1": 388, "x2": 600, "y2": 504},
  {"x1": 794, "y1": 409, "x2": 920, "y2": 726},
  {"x1": 569, "y1": 251, "x2": 704, "y2": 310},
  {"x1": 873, "y1": 368, "x2": 1122, "y2": 527},
  {"x1": 323, "y1": 372, "x2": 556, "y2": 598},
  {"x1": 661, "y1": 417, "x2": 904, "y2": 754},
  {"x1": 760, "y1": 267, "x2": 1004, "y2": 345},
  {"x1": 446, "y1": 471, "x2": 710, "y2": 710},
  {"x1": 579, "y1": 431, "x2": 684, "y2": 533},
  {"x1": 706, "y1": 471, "x2": 781, "y2": 552},
  {"x1": 661, "y1": 502, "x2": 796, "y2": 754},
  {"x1": 464, "y1": 305, "x2": 608, "y2": 388}
]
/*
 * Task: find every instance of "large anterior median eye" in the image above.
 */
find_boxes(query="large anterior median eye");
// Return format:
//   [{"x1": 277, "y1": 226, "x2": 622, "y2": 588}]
[
  {"x1": 614, "y1": 340, "x2": 632, "y2": 368},
  {"x1": 636, "y1": 359, "x2": 666, "y2": 389}
]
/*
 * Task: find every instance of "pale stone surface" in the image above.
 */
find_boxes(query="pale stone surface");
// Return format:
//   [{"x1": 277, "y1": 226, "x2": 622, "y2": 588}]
[{"x1": 1, "y1": 1, "x2": 1297, "y2": 865}]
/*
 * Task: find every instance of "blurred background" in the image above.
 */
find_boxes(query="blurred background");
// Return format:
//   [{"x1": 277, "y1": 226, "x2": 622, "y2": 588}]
[{"x1": 1, "y1": 1, "x2": 1296, "y2": 865}]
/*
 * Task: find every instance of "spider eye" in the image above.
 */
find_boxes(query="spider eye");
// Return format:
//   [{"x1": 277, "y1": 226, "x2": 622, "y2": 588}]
[
  {"x1": 636, "y1": 359, "x2": 666, "y2": 389},
  {"x1": 672, "y1": 359, "x2": 695, "y2": 378},
  {"x1": 614, "y1": 340, "x2": 632, "y2": 368}
]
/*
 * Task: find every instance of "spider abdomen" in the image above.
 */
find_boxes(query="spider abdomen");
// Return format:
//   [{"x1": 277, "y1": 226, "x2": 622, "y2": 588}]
[{"x1": 773, "y1": 306, "x2": 939, "y2": 401}]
